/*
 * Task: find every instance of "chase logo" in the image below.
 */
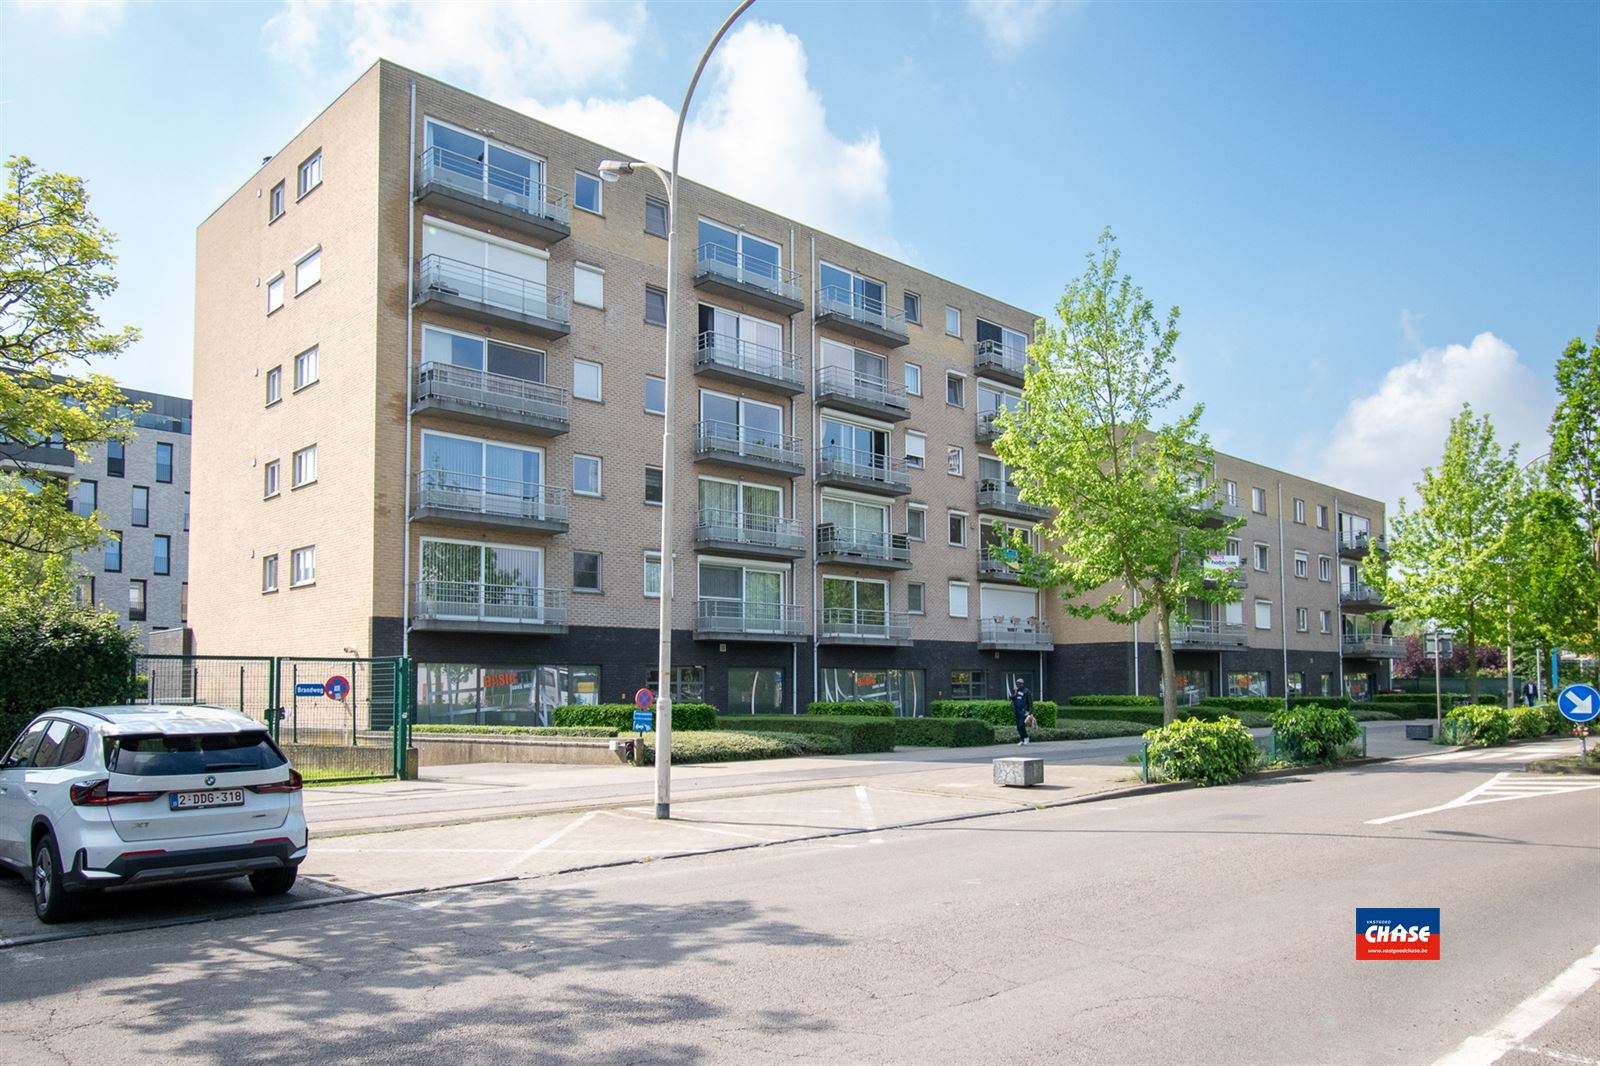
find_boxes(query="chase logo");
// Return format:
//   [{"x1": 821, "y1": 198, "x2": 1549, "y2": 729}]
[{"x1": 1356, "y1": 907, "x2": 1440, "y2": 960}]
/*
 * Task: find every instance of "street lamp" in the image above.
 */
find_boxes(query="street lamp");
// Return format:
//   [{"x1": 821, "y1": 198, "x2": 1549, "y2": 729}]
[
  {"x1": 599, "y1": 0, "x2": 756, "y2": 820},
  {"x1": 1426, "y1": 622, "x2": 1455, "y2": 734}
]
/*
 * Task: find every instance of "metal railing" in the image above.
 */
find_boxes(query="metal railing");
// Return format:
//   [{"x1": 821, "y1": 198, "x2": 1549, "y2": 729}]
[
  {"x1": 1340, "y1": 582, "x2": 1386, "y2": 606},
  {"x1": 975, "y1": 338, "x2": 1027, "y2": 377},
  {"x1": 978, "y1": 545, "x2": 1025, "y2": 579},
  {"x1": 695, "y1": 598, "x2": 805, "y2": 637},
  {"x1": 415, "y1": 361, "x2": 570, "y2": 426},
  {"x1": 696, "y1": 508, "x2": 804, "y2": 552},
  {"x1": 980, "y1": 616, "x2": 1052, "y2": 646},
  {"x1": 695, "y1": 420, "x2": 804, "y2": 468},
  {"x1": 816, "y1": 285, "x2": 909, "y2": 338},
  {"x1": 1343, "y1": 634, "x2": 1402, "y2": 656},
  {"x1": 1341, "y1": 531, "x2": 1387, "y2": 553},
  {"x1": 976, "y1": 481, "x2": 1048, "y2": 517},
  {"x1": 695, "y1": 331, "x2": 802, "y2": 389},
  {"x1": 415, "y1": 471, "x2": 568, "y2": 525},
  {"x1": 414, "y1": 580, "x2": 567, "y2": 627},
  {"x1": 418, "y1": 145, "x2": 570, "y2": 225},
  {"x1": 1171, "y1": 619, "x2": 1249, "y2": 647},
  {"x1": 816, "y1": 446, "x2": 912, "y2": 491},
  {"x1": 815, "y1": 364, "x2": 909, "y2": 413},
  {"x1": 976, "y1": 408, "x2": 1020, "y2": 441},
  {"x1": 694, "y1": 243, "x2": 803, "y2": 304},
  {"x1": 416, "y1": 254, "x2": 572, "y2": 326},
  {"x1": 820, "y1": 608, "x2": 911, "y2": 642},
  {"x1": 816, "y1": 524, "x2": 911, "y2": 565}
]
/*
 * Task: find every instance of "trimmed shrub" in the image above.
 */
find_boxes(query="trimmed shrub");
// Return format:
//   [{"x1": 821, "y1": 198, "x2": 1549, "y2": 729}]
[
  {"x1": 1184, "y1": 708, "x2": 1272, "y2": 728},
  {"x1": 0, "y1": 597, "x2": 141, "y2": 748},
  {"x1": 413, "y1": 725, "x2": 617, "y2": 737},
  {"x1": 929, "y1": 700, "x2": 1059, "y2": 728},
  {"x1": 719, "y1": 715, "x2": 896, "y2": 754},
  {"x1": 633, "y1": 730, "x2": 843, "y2": 765},
  {"x1": 1142, "y1": 717, "x2": 1261, "y2": 786},
  {"x1": 1349, "y1": 710, "x2": 1400, "y2": 722},
  {"x1": 1509, "y1": 705, "x2": 1551, "y2": 740},
  {"x1": 1288, "y1": 696, "x2": 1352, "y2": 710},
  {"x1": 806, "y1": 700, "x2": 894, "y2": 718},
  {"x1": 1198, "y1": 696, "x2": 1280, "y2": 714},
  {"x1": 996, "y1": 719, "x2": 1151, "y2": 742},
  {"x1": 1445, "y1": 704, "x2": 1512, "y2": 747},
  {"x1": 894, "y1": 717, "x2": 997, "y2": 748},
  {"x1": 552, "y1": 703, "x2": 718, "y2": 731},
  {"x1": 1271, "y1": 705, "x2": 1361, "y2": 765},
  {"x1": 1067, "y1": 694, "x2": 1160, "y2": 707},
  {"x1": 1058, "y1": 706, "x2": 1166, "y2": 727}
]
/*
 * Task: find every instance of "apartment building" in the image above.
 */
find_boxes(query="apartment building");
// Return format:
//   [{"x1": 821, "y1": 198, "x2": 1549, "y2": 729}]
[{"x1": 190, "y1": 60, "x2": 1389, "y2": 722}]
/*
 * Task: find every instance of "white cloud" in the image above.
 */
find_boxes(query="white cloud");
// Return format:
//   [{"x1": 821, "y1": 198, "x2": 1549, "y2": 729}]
[
  {"x1": 16, "y1": 0, "x2": 125, "y2": 35},
  {"x1": 1309, "y1": 331, "x2": 1552, "y2": 512},
  {"x1": 965, "y1": 0, "x2": 1060, "y2": 52}
]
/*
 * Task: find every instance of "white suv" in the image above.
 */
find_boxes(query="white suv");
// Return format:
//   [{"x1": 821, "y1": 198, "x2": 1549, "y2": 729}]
[{"x1": 0, "y1": 704, "x2": 309, "y2": 923}]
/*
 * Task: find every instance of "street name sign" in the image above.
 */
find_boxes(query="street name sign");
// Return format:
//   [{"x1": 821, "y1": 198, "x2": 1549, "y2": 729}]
[
  {"x1": 294, "y1": 682, "x2": 325, "y2": 698},
  {"x1": 1557, "y1": 683, "x2": 1599, "y2": 723}
]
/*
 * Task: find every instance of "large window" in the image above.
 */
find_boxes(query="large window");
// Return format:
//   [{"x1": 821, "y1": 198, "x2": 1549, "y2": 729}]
[
  {"x1": 425, "y1": 120, "x2": 543, "y2": 209},
  {"x1": 975, "y1": 318, "x2": 1028, "y2": 357},
  {"x1": 1228, "y1": 671, "x2": 1269, "y2": 698},
  {"x1": 699, "y1": 561, "x2": 787, "y2": 630},
  {"x1": 950, "y1": 670, "x2": 986, "y2": 699},
  {"x1": 107, "y1": 440, "x2": 124, "y2": 478},
  {"x1": 1163, "y1": 670, "x2": 1211, "y2": 708},
  {"x1": 699, "y1": 478, "x2": 782, "y2": 535},
  {"x1": 821, "y1": 494, "x2": 889, "y2": 545},
  {"x1": 726, "y1": 668, "x2": 785, "y2": 715},
  {"x1": 420, "y1": 539, "x2": 545, "y2": 616},
  {"x1": 128, "y1": 579, "x2": 146, "y2": 622},
  {"x1": 819, "y1": 337, "x2": 886, "y2": 390},
  {"x1": 978, "y1": 382, "x2": 1021, "y2": 423},
  {"x1": 415, "y1": 663, "x2": 601, "y2": 727},
  {"x1": 423, "y1": 326, "x2": 547, "y2": 383},
  {"x1": 818, "y1": 261, "x2": 886, "y2": 320},
  {"x1": 978, "y1": 455, "x2": 1020, "y2": 496},
  {"x1": 154, "y1": 535, "x2": 171, "y2": 577},
  {"x1": 822, "y1": 575, "x2": 889, "y2": 630},
  {"x1": 647, "y1": 666, "x2": 705, "y2": 702},
  {"x1": 817, "y1": 668, "x2": 924, "y2": 716},
  {"x1": 699, "y1": 303, "x2": 784, "y2": 374},
  {"x1": 698, "y1": 219, "x2": 782, "y2": 290},
  {"x1": 421, "y1": 432, "x2": 545, "y2": 513},
  {"x1": 706, "y1": 390, "x2": 786, "y2": 452},
  {"x1": 156, "y1": 442, "x2": 174, "y2": 484},
  {"x1": 104, "y1": 531, "x2": 121, "y2": 573},
  {"x1": 132, "y1": 486, "x2": 149, "y2": 527},
  {"x1": 422, "y1": 219, "x2": 549, "y2": 306}
]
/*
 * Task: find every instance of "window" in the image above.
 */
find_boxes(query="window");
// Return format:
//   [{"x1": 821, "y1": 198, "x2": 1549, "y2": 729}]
[
  {"x1": 947, "y1": 446, "x2": 964, "y2": 477},
  {"x1": 264, "y1": 460, "x2": 280, "y2": 498},
  {"x1": 976, "y1": 319, "x2": 1030, "y2": 363},
  {"x1": 946, "y1": 372, "x2": 965, "y2": 407},
  {"x1": 948, "y1": 510, "x2": 968, "y2": 547},
  {"x1": 106, "y1": 440, "x2": 124, "y2": 478},
  {"x1": 154, "y1": 534, "x2": 171, "y2": 576},
  {"x1": 645, "y1": 465, "x2": 663, "y2": 505},
  {"x1": 945, "y1": 306, "x2": 961, "y2": 337},
  {"x1": 292, "y1": 445, "x2": 317, "y2": 488},
  {"x1": 644, "y1": 552, "x2": 662, "y2": 598},
  {"x1": 294, "y1": 248, "x2": 321, "y2": 294},
  {"x1": 269, "y1": 181, "x2": 285, "y2": 222},
  {"x1": 1253, "y1": 543, "x2": 1269, "y2": 571},
  {"x1": 294, "y1": 347, "x2": 319, "y2": 390},
  {"x1": 1296, "y1": 607, "x2": 1308, "y2": 632},
  {"x1": 822, "y1": 575, "x2": 889, "y2": 633},
  {"x1": 181, "y1": 582, "x2": 188, "y2": 624},
  {"x1": 645, "y1": 196, "x2": 668, "y2": 237},
  {"x1": 1251, "y1": 487, "x2": 1267, "y2": 514},
  {"x1": 156, "y1": 442, "x2": 173, "y2": 484},
  {"x1": 903, "y1": 362, "x2": 922, "y2": 396},
  {"x1": 818, "y1": 262, "x2": 886, "y2": 321},
  {"x1": 904, "y1": 431, "x2": 926, "y2": 470},
  {"x1": 297, "y1": 150, "x2": 322, "y2": 197},
  {"x1": 573, "y1": 454, "x2": 601, "y2": 496},
  {"x1": 1318, "y1": 555, "x2": 1332, "y2": 582},
  {"x1": 647, "y1": 666, "x2": 705, "y2": 702},
  {"x1": 574, "y1": 171, "x2": 601, "y2": 214},
  {"x1": 573, "y1": 262, "x2": 604, "y2": 308},
  {"x1": 1222, "y1": 479, "x2": 1238, "y2": 506},
  {"x1": 574, "y1": 359, "x2": 602, "y2": 402},
  {"x1": 183, "y1": 492, "x2": 189, "y2": 531},
  {"x1": 727, "y1": 668, "x2": 785, "y2": 714},
  {"x1": 75, "y1": 479, "x2": 97, "y2": 517},
  {"x1": 262, "y1": 554, "x2": 278, "y2": 593},
  {"x1": 1293, "y1": 498, "x2": 1306, "y2": 524},
  {"x1": 950, "y1": 670, "x2": 986, "y2": 699},
  {"x1": 1254, "y1": 600, "x2": 1272, "y2": 630},
  {"x1": 291, "y1": 545, "x2": 316, "y2": 587},
  {"x1": 266, "y1": 273, "x2": 284, "y2": 313},
  {"x1": 423, "y1": 326, "x2": 547, "y2": 384},
  {"x1": 1226, "y1": 536, "x2": 1242, "y2": 557},
  {"x1": 644, "y1": 285, "x2": 667, "y2": 326},
  {"x1": 105, "y1": 531, "x2": 122, "y2": 573},
  {"x1": 948, "y1": 580, "x2": 970, "y2": 619},
  {"x1": 1228, "y1": 671, "x2": 1269, "y2": 698},
  {"x1": 1287, "y1": 672, "x2": 1304, "y2": 698},
  {"x1": 1319, "y1": 609, "x2": 1331, "y2": 634},
  {"x1": 906, "y1": 504, "x2": 926, "y2": 541},
  {"x1": 1294, "y1": 551, "x2": 1308, "y2": 579},
  {"x1": 573, "y1": 551, "x2": 602, "y2": 592},
  {"x1": 645, "y1": 375, "x2": 666, "y2": 415},
  {"x1": 132, "y1": 486, "x2": 149, "y2": 528},
  {"x1": 908, "y1": 582, "x2": 925, "y2": 614},
  {"x1": 129, "y1": 580, "x2": 146, "y2": 622},
  {"x1": 266, "y1": 366, "x2": 282, "y2": 405},
  {"x1": 77, "y1": 575, "x2": 94, "y2": 607},
  {"x1": 1316, "y1": 504, "x2": 1329, "y2": 529},
  {"x1": 903, "y1": 291, "x2": 921, "y2": 323}
]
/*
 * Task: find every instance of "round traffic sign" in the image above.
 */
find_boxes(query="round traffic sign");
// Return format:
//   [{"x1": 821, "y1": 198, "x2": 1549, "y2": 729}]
[
  {"x1": 634, "y1": 687, "x2": 655, "y2": 711},
  {"x1": 1557, "y1": 683, "x2": 1599, "y2": 723},
  {"x1": 325, "y1": 675, "x2": 352, "y2": 701}
]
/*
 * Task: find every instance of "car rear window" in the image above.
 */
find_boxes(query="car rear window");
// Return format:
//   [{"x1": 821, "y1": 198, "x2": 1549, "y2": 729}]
[{"x1": 107, "y1": 732, "x2": 287, "y2": 776}]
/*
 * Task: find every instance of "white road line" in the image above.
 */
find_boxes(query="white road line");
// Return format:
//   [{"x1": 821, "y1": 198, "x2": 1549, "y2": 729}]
[
  {"x1": 1435, "y1": 942, "x2": 1600, "y2": 1066},
  {"x1": 854, "y1": 785, "x2": 878, "y2": 830},
  {"x1": 599, "y1": 810, "x2": 777, "y2": 843},
  {"x1": 496, "y1": 810, "x2": 599, "y2": 874},
  {"x1": 1369, "y1": 773, "x2": 1600, "y2": 825}
]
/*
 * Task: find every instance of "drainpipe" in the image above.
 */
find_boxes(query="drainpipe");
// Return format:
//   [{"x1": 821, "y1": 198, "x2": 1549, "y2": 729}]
[
  {"x1": 401, "y1": 79, "x2": 417, "y2": 657},
  {"x1": 1278, "y1": 480, "x2": 1289, "y2": 709},
  {"x1": 809, "y1": 233, "x2": 818, "y2": 713},
  {"x1": 1334, "y1": 496, "x2": 1344, "y2": 698}
]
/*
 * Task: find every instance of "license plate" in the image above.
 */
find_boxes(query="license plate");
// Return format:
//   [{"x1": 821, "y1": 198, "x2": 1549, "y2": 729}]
[{"x1": 169, "y1": 789, "x2": 245, "y2": 810}]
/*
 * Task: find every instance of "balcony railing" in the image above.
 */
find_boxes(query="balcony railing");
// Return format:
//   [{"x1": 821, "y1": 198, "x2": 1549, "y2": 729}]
[
  {"x1": 413, "y1": 580, "x2": 567, "y2": 630},
  {"x1": 1171, "y1": 619, "x2": 1249, "y2": 648},
  {"x1": 693, "y1": 243, "x2": 804, "y2": 310},
  {"x1": 814, "y1": 364, "x2": 910, "y2": 418},
  {"x1": 979, "y1": 616, "x2": 1052, "y2": 649},
  {"x1": 816, "y1": 524, "x2": 912, "y2": 567},
  {"x1": 975, "y1": 339, "x2": 1028, "y2": 381},
  {"x1": 415, "y1": 254, "x2": 571, "y2": 333},
  {"x1": 1340, "y1": 531, "x2": 1387, "y2": 555},
  {"x1": 815, "y1": 446, "x2": 912, "y2": 494},
  {"x1": 815, "y1": 285, "x2": 909, "y2": 344},
  {"x1": 415, "y1": 361, "x2": 570, "y2": 433},
  {"x1": 1340, "y1": 582, "x2": 1387, "y2": 609},
  {"x1": 976, "y1": 481, "x2": 1049, "y2": 519},
  {"x1": 695, "y1": 331, "x2": 802, "y2": 392},
  {"x1": 414, "y1": 471, "x2": 567, "y2": 529},
  {"x1": 819, "y1": 608, "x2": 911, "y2": 643},
  {"x1": 694, "y1": 420, "x2": 804, "y2": 472},
  {"x1": 695, "y1": 508, "x2": 805, "y2": 555},
  {"x1": 1343, "y1": 634, "x2": 1403, "y2": 657},
  {"x1": 978, "y1": 545, "x2": 1026, "y2": 581},
  {"x1": 417, "y1": 145, "x2": 570, "y2": 227},
  {"x1": 976, "y1": 408, "x2": 1020, "y2": 442},
  {"x1": 694, "y1": 598, "x2": 806, "y2": 640}
]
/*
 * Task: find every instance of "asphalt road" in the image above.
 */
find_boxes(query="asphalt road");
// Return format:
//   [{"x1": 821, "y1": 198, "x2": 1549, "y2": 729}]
[{"x1": 1, "y1": 747, "x2": 1596, "y2": 1064}]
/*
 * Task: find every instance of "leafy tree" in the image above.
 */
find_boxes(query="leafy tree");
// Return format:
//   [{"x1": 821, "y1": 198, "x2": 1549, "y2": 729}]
[
  {"x1": 995, "y1": 230, "x2": 1239, "y2": 725},
  {"x1": 1506, "y1": 461, "x2": 1596, "y2": 674},
  {"x1": 0, "y1": 155, "x2": 139, "y2": 558},
  {"x1": 1547, "y1": 330, "x2": 1600, "y2": 678},
  {"x1": 1373, "y1": 406, "x2": 1517, "y2": 700}
]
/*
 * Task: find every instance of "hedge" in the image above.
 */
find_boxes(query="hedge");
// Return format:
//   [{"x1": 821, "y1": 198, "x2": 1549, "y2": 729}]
[
  {"x1": 806, "y1": 700, "x2": 894, "y2": 718},
  {"x1": 1183, "y1": 708, "x2": 1272, "y2": 729},
  {"x1": 1271, "y1": 705, "x2": 1361, "y2": 765},
  {"x1": 552, "y1": 703, "x2": 718, "y2": 731},
  {"x1": 894, "y1": 717, "x2": 998, "y2": 747},
  {"x1": 997, "y1": 719, "x2": 1151, "y2": 742},
  {"x1": 632, "y1": 730, "x2": 844, "y2": 765},
  {"x1": 1058, "y1": 706, "x2": 1166, "y2": 727},
  {"x1": 413, "y1": 725, "x2": 617, "y2": 737},
  {"x1": 718, "y1": 715, "x2": 896, "y2": 754},
  {"x1": 929, "y1": 700, "x2": 1059, "y2": 728},
  {"x1": 0, "y1": 597, "x2": 141, "y2": 748},
  {"x1": 1288, "y1": 696, "x2": 1352, "y2": 710},
  {"x1": 1349, "y1": 710, "x2": 1400, "y2": 722},
  {"x1": 1067, "y1": 694, "x2": 1160, "y2": 707},
  {"x1": 1198, "y1": 696, "x2": 1281, "y2": 713}
]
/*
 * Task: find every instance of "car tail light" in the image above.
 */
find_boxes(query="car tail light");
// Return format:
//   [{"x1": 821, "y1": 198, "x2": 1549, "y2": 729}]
[
  {"x1": 69, "y1": 780, "x2": 163, "y2": 806},
  {"x1": 250, "y1": 769, "x2": 303, "y2": 794}
]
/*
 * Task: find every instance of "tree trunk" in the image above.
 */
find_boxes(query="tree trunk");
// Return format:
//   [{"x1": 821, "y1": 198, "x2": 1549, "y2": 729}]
[
  {"x1": 1465, "y1": 619, "x2": 1478, "y2": 702},
  {"x1": 1156, "y1": 607, "x2": 1179, "y2": 725}
]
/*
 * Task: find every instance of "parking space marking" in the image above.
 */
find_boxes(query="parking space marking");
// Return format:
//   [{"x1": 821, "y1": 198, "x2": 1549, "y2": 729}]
[
  {"x1": 1436, "y1": 942, "x2": 1600, "y2": 1066},
  {"x1": 497, "y1": 810, "x2": 599, "y2": 875},
  {"x1": 1369, "y1": 772, "x2": 1600, "y2": 825}
]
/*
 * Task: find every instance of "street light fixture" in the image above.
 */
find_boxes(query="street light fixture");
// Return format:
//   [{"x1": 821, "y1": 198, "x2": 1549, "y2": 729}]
[{"x1": 601, "y1": 0, "x2": 756, "y2": 820}]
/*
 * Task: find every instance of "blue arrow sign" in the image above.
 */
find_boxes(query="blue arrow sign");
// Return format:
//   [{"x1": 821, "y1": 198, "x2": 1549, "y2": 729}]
[
  {"x1": 632, "y1": 710, "x2": 655, "y2": 733},
  {"x1": 1557, "y1": 683, "x2": 1599, "y2": 723}
]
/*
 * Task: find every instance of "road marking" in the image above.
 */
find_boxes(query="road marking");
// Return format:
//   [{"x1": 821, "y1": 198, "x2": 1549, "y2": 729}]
[
  {"x1": 1435, "y1": 942, "x2": 1600, "y2": 1066},
  {"x1": 1368, "y1": 772, "x2": 1600, "y2": 825},
  {"x1": 496, "y1": 810, "x2": 599, "y2": 875},
  {"x1": 598, "y1": 809, "x2": 777, "y2": 843},
  {"x1": 854, "y1": 785, "x2": 878, "y2": 829}
]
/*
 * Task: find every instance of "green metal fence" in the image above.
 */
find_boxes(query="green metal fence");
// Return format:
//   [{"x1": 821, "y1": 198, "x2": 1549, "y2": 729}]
[{"x1": 134, "y1": 655, "x2": 278, "y2": 724}]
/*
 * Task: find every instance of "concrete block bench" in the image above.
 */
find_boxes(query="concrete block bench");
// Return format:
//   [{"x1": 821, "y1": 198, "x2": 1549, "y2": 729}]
[
  {"x1": 994, "y1": 756, "x2": 1044, "y2": 787},
  {"x1": 1404, "y1": 723, "x2": 1434, "y2": 741}
]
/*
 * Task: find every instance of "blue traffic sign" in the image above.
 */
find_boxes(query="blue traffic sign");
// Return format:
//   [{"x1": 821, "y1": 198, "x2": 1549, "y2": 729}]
[
  {"x1": 632, "y1": 710, "x2": 655, "y2": 733},
  {"x1": 634, "y1": 687, "x2": 655, "y2": 711},
  {"x1": 1557, "y1": 684, "x2": 1599, "y2": 723},
  {"x1": 294, "y1": 682, "x2": 325, "y2": 698},
  {"x1": 325, "y1": 675, "x2": 352, "y2": 701}
]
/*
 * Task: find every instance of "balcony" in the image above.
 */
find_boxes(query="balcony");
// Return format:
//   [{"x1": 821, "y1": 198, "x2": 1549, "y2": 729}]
[
  {"x1": 814, "y1": 285, "x2": 909, "y2": 348},
  {"x1": 1193, "y1": 495, "x2": 1247, "y2": 528},
  {"x1": 694, "y1": 599, "x2": 806, "y2": 643},
  {"x1": 1343, "y1": 633, "x2": 1403, "y2": 658},
  {"x1": 692, "y1": 243, "x2": 804, "y2": 316},
  {"x1": 694, "y1": 331, "x2": 803, "y2": 395},
  {"x1": 1171, "y1": 620, "x2": 1249, "y2": 649},
  {"x1": 694, "y1": 508, "x2": 805, "y2": 560},
  {"x1": 978, "y1": 546, "x2": 1026, "y2": 583},
  {"x1": 1340, "y1": 582, "x2": 1389, "y2": 613},
  {"x1": 974, "y1": 339, "x2": 1027, "y2": 386},
  {"x1": 412, "y1": 472, "x2": 568, "y2": 534},
  {"x1": 1202, "y1": 556, "x2": 1248, "y2": 589},
  {"x1": 416, "y1": 146, "x2": 571, "y2": 244},
  {"x1": 694, "y1": 421, "x2": 805, "y2": 477},
  {"x1": 978, "y1": 616, "x2": 1053, "y2": 651},
  {"x1": 412, "y1": 580, "x2": 567, "y2": 635},
  {"x1": 814, "y1": 365, "x2": 910, "y2": 421},
  {"x1": 815, "y1": 446, "x2": 911, "y2": 497},
  {"x1": 975, "y1": 409, "x2": 1017, "y2": 443},
  {"x1": 413, "y1": 362, "x2": 570, "y2": 436},
  {"x1": 976, "y1": 481, "x2": 1049, "y2": 521},
  {"x1": 1339, "y1": 531, "x2": 1387, "y2": 559},
  {"x1": 817, "y1": 608, "x2": 912, "y2": 646},
  {"x1": 414, "y1": 255, "x2": 571, "y2": 339},
  {"x1": 815, "y1": 524, "x2": 912, "y2": 570}
]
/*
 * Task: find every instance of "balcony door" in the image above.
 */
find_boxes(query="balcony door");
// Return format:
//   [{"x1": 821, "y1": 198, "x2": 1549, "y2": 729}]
[
  {"x1": 422, "y1": 433, "x2": 544, "y2": 518},
  {"x1": 698, "y1": 219, "x2": 782, "y2": 289},
  {"x1": 699, "y1": 479, "x2": 781, "y2": 539},
  {"x1": 820, "y1": 338, "x2": 886, "y2": 387},
  {"x1": 700, "y1": 391, "x2": 784, "y2": 454},
  {"x1": 821, "y1": 417, "x2": 887, "y2": 470},
  {"x1": 699, "y1": 305, "x2": 783, "y2": 373},
  {"x1": 821, "y1": 495, "x2": 888, "y2": 550},
  {"x1": 980, "y1": 586, "x2": 1038, "y2": 627},
  {"x1": 823, "y1": 576, "x2": 887, "y2": 629},
  {"x1": 701, "y1": 562, "x2": 785, "y2": 631},
  {"x1": 420, "y1": 539, "x2": 544, "y2": 621},
  {"x1": 820, "y1": 262, "x2": 885, "y2": 319},
  {"x1": 977, "y1": 383, "x2": 1021, "y2": 416},
  {"x1": 422, "y1": 327, "x2": 547, "y2": 383},
  {"x1": 976, "y1": 318, "x2": 1028, "y2": 355},
  {"x1": 978, "y1": 455, "x2": 1018, "y2": 494},
  {"x1": 422, "y1": 220, "x2": 548, "y2": 307},
  {"x1": 425, "y1": 120, "x2": 544, "y2": 208}
]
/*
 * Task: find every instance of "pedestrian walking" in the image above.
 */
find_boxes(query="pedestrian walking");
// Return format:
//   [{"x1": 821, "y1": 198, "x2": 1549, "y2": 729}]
[
  {"x1": 1521, "y1": 680, "x2": 1537, "y2": 707},
  {"x1": 1012, "y1": 679, "x2": 1034, "y2": 745}
]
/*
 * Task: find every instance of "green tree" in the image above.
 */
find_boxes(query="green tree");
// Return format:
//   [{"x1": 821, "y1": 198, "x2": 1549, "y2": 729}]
[
  {"x1": 1, "y1": 155, "x2": 140, "y2": 559},
  {"x1": 1374, "y1": 406, "x2": 1517, "y2": 701},
  {"x1": 1507, "y1": 468, "x2": 1595, "y2": 678},
  {"x1": 1547, "y1": 329, "x2": 1600, "y2": 678},
  {"x1": 995, "y1": 230, "x2": 1239, "y2": 725}
]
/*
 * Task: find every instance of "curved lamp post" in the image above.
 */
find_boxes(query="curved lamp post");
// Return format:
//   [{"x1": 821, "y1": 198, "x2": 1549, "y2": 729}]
[{"x1": 600, "y1": 0, "x2": 756, "y2": 820}]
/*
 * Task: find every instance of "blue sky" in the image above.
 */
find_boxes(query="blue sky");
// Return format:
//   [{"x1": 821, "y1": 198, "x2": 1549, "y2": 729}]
[{"x1": 2, "y1": 0, "x2": 1595, "y2": 509}]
